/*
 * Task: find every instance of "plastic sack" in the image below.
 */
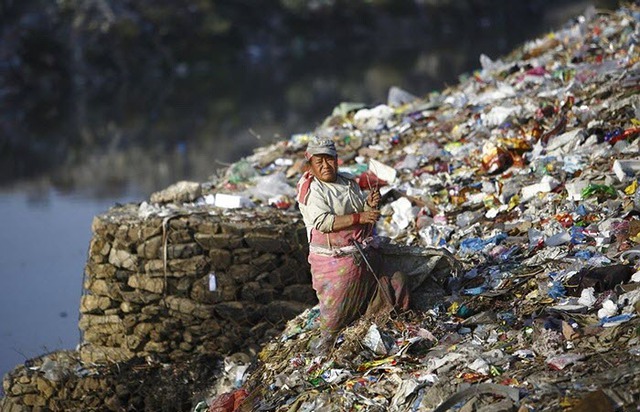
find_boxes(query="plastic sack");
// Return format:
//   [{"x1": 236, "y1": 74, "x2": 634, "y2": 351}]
[{"x1": 245, "y1": 172, "x2": 296, "y2": 203}]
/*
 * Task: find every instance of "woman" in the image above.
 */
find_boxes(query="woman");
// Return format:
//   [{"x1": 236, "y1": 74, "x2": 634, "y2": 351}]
[{"x1": 297, "y1": 138, "x2": 408, "y2": 354}]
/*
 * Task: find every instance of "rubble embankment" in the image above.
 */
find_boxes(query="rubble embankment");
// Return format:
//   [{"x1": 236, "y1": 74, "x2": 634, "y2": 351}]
[
  {"x1": 3, "y1": 4, "x2": 640, "y2": 412},
  {"x1": 224, "y1": 5, "x2": 640, "y2": 411}
]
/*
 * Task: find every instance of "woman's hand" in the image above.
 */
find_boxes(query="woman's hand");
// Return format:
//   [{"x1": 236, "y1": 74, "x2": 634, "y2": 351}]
[
  {"x1": 359, "y1": 210, "x2": 381, "y2": 224},
  {"x1": 331, "y1": 210, "x2": 381, "y2": 231},
  {"x1": 366, "y1": 187, "x2": 381, "y2": 209}
]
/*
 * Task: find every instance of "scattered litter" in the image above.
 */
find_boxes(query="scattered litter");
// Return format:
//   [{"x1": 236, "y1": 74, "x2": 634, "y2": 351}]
[{"x1": 177, "y1": 5, "x2": 640, "y2": 410}]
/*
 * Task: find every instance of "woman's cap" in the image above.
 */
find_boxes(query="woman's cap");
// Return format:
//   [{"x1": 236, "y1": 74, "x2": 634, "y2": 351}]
[{"x1": 305, "y1": 139, "x2": 337, "y2": 159}]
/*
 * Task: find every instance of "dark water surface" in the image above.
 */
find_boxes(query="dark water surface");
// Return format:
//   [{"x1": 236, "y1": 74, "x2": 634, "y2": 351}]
[
  {"x1": 0, "y1": 1, "x2": 599, "y2": 382},
  {"x1": 0, "y1": 190, "x2": 137, "y2": 366}
]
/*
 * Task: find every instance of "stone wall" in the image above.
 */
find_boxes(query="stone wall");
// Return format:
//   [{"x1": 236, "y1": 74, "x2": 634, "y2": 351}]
[
  {"x1": 1, "y1": 351, "x2": 220, "y2": 411},
  {"x1": 0, "y1": 202, "x2": 316, "y2": 410},
  {"x1": 79, "y1": 203, "x2": 315, "y2": 364}
]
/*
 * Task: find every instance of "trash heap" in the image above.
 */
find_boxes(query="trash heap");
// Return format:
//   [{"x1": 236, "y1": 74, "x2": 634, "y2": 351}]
[
  {"x1": 3, "y1": 5, "x2": 640, "y2": 412},
  {"x1": 201, "y1": 5, "x2": 640, "y2": 411}
]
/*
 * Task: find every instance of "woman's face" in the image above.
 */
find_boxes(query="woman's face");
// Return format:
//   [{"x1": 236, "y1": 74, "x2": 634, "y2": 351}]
[{"x1": 309, "y1": 154, "x2": 338, "y2": 182}]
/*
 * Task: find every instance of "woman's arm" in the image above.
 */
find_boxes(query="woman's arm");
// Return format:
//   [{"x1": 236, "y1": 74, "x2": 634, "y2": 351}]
[
  {"x1": 302, "y1": 178, "x2": 381, "y2": 232},
  {"x1": 332, "y1": 210, "x2": 380, "y2": 231}
]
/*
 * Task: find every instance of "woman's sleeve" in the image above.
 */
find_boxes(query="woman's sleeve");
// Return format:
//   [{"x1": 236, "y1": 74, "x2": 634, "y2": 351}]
[
  {"x1": 349, "y1": 179, "x2": 371, "y2": 212},
  {"x1": 299, "y1": 184, "x2": 335, "y2": 233}
]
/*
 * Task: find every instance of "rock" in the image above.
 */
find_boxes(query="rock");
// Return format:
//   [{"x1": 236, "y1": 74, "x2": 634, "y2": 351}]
[
  {"x1": 208, "y1": 249, "x2": 232, "y2": 269},
  {"x1": 104, "y1": 394, "x2": 123, "y2": 411},
  {"x1": 232, "y1": 248, "x2": 254, "y2": 264},
  {"x1": 166, "y1": 242, "x2": 202, "y2": 259},
  {"x1": 115, "y1": 383, "x2": 130, "y2": 398},
  {"x1": 136, "y1": 235, "x2": 163, "y2": 259},
  {"x1": 83, "y1": 322, "x2": 125, "y2": 338},
  {"x1": 144, "y1": 341, "x2": 169, "y2": 353},
  {"x1": 11, "y1": 383, "x2": 36, "y2": 396},
  {"x1": 195, "y1": 233, "x2": 244, "y2": 249},
  {"x1": 214, "y1": 301, "x2": 260, "y2": 324},
  {"x1": 72, "y1": 177, "x2": 314, "y2": 383},
  {"x1": 267, "y1": 258, "x2": 306, "y2": 288},
  {"x1": 164, "y1": 296, "x2": 196, "y2": 314},
  {"x1": 161, "y1": 318, "x2": 184, "y2": 333},
  {"x1": 197, "y1": 336, "x2": 234, "y2": 354},
  {"x1": 250, "y1": 253, "x2": 279, "y2": 271},
  {"x1": 264, "y1": 301, "x2": 309, "y2": 324},
  {"x1": 172, "y1": 255, "x2": 209, "y2": 273},
  {"x1": 150, "y1": 181, "x2": 202, "y2": 204},
  {"x1": 85, "y1": 263, "x2": 117, "y2": 279},
  {"x1": 91, "y1": 217, "x2": 116, "y2": 237},
  {"x1": 182, "y1": 330, "x2": 196, "y2": 344},
  {"x1": 166, "y1": 296, "x2": 213, "y2": 319},
  {"x1": 169, "y1": 219, "x2": 189, "y2": 230},
  {"x1": 114, "y1": 269, "x2": 135, "y2": 283},
  {"x1": 228, "y1": 264, "x2": 259, "y2": 283},
  {"x1": 120, "y1": 301, "x2": 139, "y2": 313},
  {"x1": 141, "y1": 223, "x2": 163, "y2": 240},
  {"x1": 171, "y1": 277, "x2": 192, "y2": 294},
  {"x1": 81, "y1": 395, "x2": 101, "y2": 408},
  {"x1": 78, "y1": 315, "x2": 121, "y2": 331},
  {"x1": 80, "y1": 295, "x2": 113, "y2": 313},
  {"x1": 144, "y1": 256, "x2": 208, "y2": 275},
  {"x1": 244, "y1": 232, "x2": 292, "y2": 253},
  {"x1": 219, "y1": 284, "x2": 239, "y2": 301},
  {"x1": 119, "y1": 290, "x2": 162, "y2": 304},
  {"x1": 191, "y1": 319, "x2": 221, "y2": 336},
  {"x1": 108, "y1": 248, "x2": 139, "y2": 271},
  {"x1": 118, "y1": 225, "x2": 142, "y2": 245},
  {"x1": 190, "y1": 275, "x2": 221, "y2": 304},
  {"x1": 240, "y1": 282, "x2": 276, "y2": 303},
  {"x1": 0, "y1": 398, "x2": 29, "y2": 412},
  {"x1": 141, "y1": 304, "x2": 164, "y2": 316},
  {"x1": 2, "y1": 374, "x2": 11, "y2": 394},
  {"x1": 220, "y1": 222, "x2": 250, "y2": 235},
  {"x1": 193, "y1": 304, "x2": 214, "y2": 319},
  {"x1": 127, "y1": 275, "x2": 165, "y2": 294},
  {"x1": 195, "y1": 219, "x2": 220, "y2": 234},
  {"x1": 249, "y1": 322, "x2": 271, "y2": 338},
  {"x1": 167, "y1": 229, "x2": 193, "y2": 243},
  {"x1": 84, "y1": 278, "x2": 121, "y2": 300},
  {"x1": 79, "y1": 346, "x2": 133, "y2": 364},
  {"x1": 282, "y1": 284, "x2": 317, "y2": 304},
  {"x1": 22, "y1": 394, "x2": 46, "y2": 407},
  {"x1": 89, "y1": 237, "x2": 111, "y2": 263}
]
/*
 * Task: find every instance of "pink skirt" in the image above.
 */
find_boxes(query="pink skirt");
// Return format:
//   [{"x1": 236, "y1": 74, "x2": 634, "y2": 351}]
[{"x1": 309, "y1": 251, "x2": 374, "y2": 333}]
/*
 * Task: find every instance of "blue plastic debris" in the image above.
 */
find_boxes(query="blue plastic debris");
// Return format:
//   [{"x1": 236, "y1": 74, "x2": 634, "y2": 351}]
[
  {"x1": 600, "y1": 314, "x2": 634, "y2": 327},
  {"x1": 548, "y1": 281, "x2": 566, "y2": 299}
]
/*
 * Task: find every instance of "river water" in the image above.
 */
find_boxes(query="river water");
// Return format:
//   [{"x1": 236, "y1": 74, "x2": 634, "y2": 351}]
[{"x1": 0, "y1": 1, "x2": 598, "y2": 382}]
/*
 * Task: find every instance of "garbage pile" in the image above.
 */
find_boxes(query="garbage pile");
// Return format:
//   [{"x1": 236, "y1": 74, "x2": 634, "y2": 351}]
[{"x1": 193, "y1": 5, "x2": 640, "y2": 411}]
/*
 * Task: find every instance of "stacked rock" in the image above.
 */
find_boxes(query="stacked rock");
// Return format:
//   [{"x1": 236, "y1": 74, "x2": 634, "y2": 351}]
[{"x1": 79, "y1": 203, "x2": 314, "y2": 364}]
